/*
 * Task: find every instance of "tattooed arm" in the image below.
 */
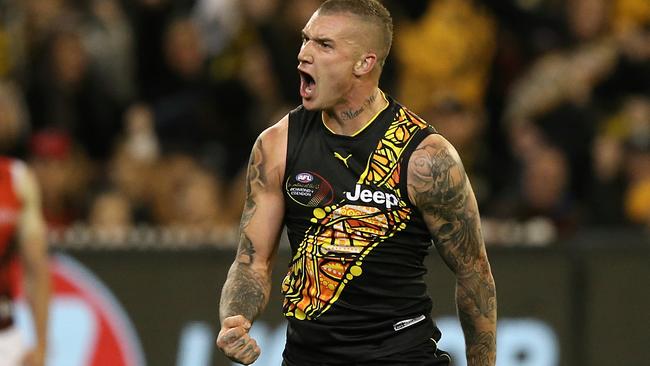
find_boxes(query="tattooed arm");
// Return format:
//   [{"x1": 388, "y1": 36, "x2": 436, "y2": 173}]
[
  {"x1": 217, "y1": 116, "x2": 288, "y2": 365},
  {"x1": 407, "y1": 134, "x2": 497, "y2": 366}
]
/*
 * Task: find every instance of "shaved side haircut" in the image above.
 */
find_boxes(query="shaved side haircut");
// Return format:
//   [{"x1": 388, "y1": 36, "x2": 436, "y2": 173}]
[{"x1": 317, "y1": 0, "x2": 393, "y2": 66}]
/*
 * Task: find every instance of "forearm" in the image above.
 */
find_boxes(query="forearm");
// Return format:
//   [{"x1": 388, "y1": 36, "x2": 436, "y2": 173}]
[
  {"x1": 218, "y1": 131, "x2": 284, "y2": 325},
  {"x1": 219, "y1": 262, "x2": 271, "y2": 323},
  {"x1": 456, "y1": 268, "x2": 497, "y2": 366},
  {"x1": 25, "y1": 263, "x2": 50, "y2": 349}
]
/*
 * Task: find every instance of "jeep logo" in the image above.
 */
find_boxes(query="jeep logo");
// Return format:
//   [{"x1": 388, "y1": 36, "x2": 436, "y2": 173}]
[{"x1": 344, "y1": 184, "x2": 400, "y2": 209}]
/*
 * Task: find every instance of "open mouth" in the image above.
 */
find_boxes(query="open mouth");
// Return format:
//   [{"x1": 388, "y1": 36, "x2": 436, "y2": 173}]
[{"x1": 299, "y1": 69, "x2": 316, "y2": 98}]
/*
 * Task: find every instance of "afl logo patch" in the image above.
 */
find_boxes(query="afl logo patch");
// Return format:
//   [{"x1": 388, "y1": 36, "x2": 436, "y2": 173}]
[
  {"x1": 286, "y1": 171, "x2": 334, "y2": 207},
  {"x1": 295, "y1": 172, "x2": 313, "y2": 183}
]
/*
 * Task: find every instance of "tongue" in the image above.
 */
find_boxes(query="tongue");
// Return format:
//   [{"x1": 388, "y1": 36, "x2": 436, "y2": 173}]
[{"x1": 300, "y1": 79, "x2": 314, "y2": 98}]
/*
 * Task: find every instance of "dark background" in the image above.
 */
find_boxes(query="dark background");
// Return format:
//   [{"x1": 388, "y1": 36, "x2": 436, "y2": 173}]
[{"x1": 63, "y1": 235, "x2": 650, "y2": 366}]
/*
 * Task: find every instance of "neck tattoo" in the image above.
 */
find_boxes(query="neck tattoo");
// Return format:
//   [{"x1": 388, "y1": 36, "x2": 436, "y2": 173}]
[{"x1": 339, "y1": 92, "x2": 378, "y2": 121}]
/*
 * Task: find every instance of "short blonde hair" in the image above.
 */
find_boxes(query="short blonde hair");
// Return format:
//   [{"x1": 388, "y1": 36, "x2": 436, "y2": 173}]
[{"x1": 317, "y1": 0, "x2": 393, "y2": 66}]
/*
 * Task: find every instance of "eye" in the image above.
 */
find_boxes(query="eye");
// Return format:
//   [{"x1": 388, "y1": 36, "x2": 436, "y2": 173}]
[{"x1": 320, "y1": 41, "x2": 332, "y2": 49}]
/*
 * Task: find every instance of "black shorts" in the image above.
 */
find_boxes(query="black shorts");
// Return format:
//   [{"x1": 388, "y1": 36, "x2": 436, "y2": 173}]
[{"x1": 282, "y1": 338, "x2": 452, "y2": 366}]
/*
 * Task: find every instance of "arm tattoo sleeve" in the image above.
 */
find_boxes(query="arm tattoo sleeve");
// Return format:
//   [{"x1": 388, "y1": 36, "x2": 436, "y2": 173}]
[
  {"x1": 220, "y1": 233, "x2": 270, "y2": 321},
  {"x1": 410, "y1": 141, "x2": 497, "y2": 365},
  {"x1": 220, "y1": 139, "x2": 271, "y2": 322}
]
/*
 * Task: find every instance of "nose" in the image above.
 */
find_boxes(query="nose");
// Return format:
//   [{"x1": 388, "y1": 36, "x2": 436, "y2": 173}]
[{"x1": 297, "y1": 43, "x2": 313, "y2": 64}]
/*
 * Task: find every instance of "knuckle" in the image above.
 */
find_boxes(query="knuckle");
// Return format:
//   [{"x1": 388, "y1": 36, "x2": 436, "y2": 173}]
[{"x1": 218, "y1": 328, "x2": 245, "y2": 348}]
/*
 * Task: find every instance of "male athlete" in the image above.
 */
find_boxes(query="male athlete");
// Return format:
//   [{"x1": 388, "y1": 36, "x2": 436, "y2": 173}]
[
  {"x1": 217, "y1": 0, "x2": 497, "y2": 365},
  {"x1": 0, "y1": 157, "x2": 49, "y2": 366}
]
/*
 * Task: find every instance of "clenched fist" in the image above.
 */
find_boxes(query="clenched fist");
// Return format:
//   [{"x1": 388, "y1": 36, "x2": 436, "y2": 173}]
[{"x1": 217, "y1": 315, "x2": 261, "y2": 365}]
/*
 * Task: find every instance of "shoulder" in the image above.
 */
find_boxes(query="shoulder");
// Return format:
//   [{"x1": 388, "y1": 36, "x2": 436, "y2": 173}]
[
  {"x1": 409, "y1": 134, "x2": 461, "y2": 164},
  {"x1": 260, "y1": 114, "x2": 288, "y2": 142},
  {"x1": 8, "y1": 159, "x2": 39, "y2": 205},
  {"x1": 406, "y1": 134, "x2": 467, "y2": 207},
  {"x1": 257, "y1": 114, "x2": 289, "y2": 156},
  {"x1": 254, "y1": 114, "x2": 289, "y2": 183}
]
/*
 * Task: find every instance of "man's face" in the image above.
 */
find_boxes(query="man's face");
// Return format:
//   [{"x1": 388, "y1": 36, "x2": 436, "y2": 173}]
[{"x1": 297, "y1": 12, "x2": 365, "y2": 110}]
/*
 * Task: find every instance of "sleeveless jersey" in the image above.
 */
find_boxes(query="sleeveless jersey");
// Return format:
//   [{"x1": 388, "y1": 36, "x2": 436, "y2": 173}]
[
  {"x1": 281, "y1": 95, "x2": 441, "y2": 363},
  {"x1": 0, "y1": 158, "x2": 22, "y2": 328}
]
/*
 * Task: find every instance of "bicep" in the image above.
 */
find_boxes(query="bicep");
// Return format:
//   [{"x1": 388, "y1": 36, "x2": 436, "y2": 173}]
[{"x1": 407, "y1": 135, "x2": 486, "y2": 276}]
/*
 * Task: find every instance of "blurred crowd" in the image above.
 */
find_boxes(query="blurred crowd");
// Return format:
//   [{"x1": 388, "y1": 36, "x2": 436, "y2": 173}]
[{"x1": 0, "y1": 0, "x2": 648, "y2": 246}]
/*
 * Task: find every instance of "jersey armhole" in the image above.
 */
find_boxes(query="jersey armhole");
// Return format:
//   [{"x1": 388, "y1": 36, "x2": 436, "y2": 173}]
[{"x1": 284, "y1": 107, "x2": 301, "y2": 186}]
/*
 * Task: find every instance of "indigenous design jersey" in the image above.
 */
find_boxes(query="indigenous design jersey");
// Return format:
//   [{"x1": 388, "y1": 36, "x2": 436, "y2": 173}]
[
  {"x1": 282, "y1": 95, "x2": 440, "y2": 362},
  {"x1": 0, "y1": 158, "x2": 22, "y2": 325}
]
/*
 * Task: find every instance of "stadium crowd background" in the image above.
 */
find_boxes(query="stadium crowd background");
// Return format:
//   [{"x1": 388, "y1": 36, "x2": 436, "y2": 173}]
[{"x1": 0, "y1": 0, "x2": 648, "y2": 247}]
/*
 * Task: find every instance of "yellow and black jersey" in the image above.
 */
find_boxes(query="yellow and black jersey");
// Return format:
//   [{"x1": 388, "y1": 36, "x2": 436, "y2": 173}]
[{"x1": 282, "y1": 94, "x2": 441, "y2": 363}]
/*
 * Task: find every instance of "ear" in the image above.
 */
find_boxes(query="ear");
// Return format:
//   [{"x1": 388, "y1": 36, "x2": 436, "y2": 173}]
[{"x1": 353, "y1": 53, "x2": 378, "y2": 77}]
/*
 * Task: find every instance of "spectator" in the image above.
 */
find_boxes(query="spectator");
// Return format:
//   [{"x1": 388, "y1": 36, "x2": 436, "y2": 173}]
[
  {"x1": 28, "y1": 129, "x2": 93, "y2": 230},
  {"x1": 0, "y1": 81, "x2": 29, "y2": 157},
  {"x1": 589, "y1": 95, "x2": 650, "y2": 225},
  {"x1": 83, "y1": 0, "x2": 136, "y2": 106},
  {"x1": 393, "y1": 0, "x2": 497, "y2": 113},
  {"x1": 88, "y1": 189, "x2": 133, "y2": 243},
  {"x1": 149, "y1": 153, "x2": 227, "y2": 229},
  {"x1": 499, "y1": 0, "x2": 649, "y2": 234},
  {"x1": 105, "y1": 103, "x2": 159, "y2": 224},
  {"x1": 153, "y1": 16, "x2": 255, "y2": 182},
  {"x1": 0, "y1": 0, "x2": 645, "y2": 242},
  {"x1": 620, "y1": 97, "x2": 650, "y2": 226},
  {"x1": 25, "y1": 22, "x2": 121, "y2": 161}
]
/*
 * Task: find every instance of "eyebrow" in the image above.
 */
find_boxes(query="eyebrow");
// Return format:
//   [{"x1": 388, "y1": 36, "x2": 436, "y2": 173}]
[{"x1": 301, "y1": 31, "x2": 334, "y2": 44}]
